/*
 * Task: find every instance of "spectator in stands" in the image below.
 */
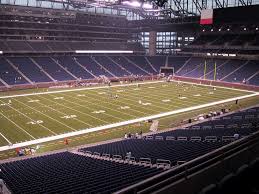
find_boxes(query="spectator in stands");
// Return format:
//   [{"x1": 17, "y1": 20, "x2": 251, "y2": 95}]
[
  {"x1": 126, "y1": 151, "x2": 131, "y2": 158},
  {"x1": 234, "y1": 133, "x2": 240, "y2": 140},
  {"x1": 139, "y1": 130, "x2": 143, "y2": 138}
]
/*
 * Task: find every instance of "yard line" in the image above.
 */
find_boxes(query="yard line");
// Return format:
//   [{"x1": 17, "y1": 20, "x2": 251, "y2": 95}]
[
  {"x1": 39, "y1": 94, "x2": 110, "y2": 124},
  {"x1": 87, "y1": 84, "x2": 243, "y2": 116},
  {"x1": 0, "y1": 107, "x2": 69, "y2": 119},
  {"x1": 171, "y1": 80, "x2": 258, "y2": 94},
  {"x1": 1, "y1": 104, "x2": 62, "y2": 115},
  {"x1": 75, "y1": 91, "x2": 156, "y2": 116},
  {"x1": 111, "y1": 83, "x2": 247, "y2": 109},
  {"x1": 127, "y1": 87, "x2": 233, "y2": 107},
  {"x1": 13, "y1": 98, "x2": 74, "y2": 133},
  {"x1": 79, "y1": 89, "x2": 159, "y2": 114},
  {"x1": 87, "y1": 87, "x2": 185, "y2": 113},
  {"x1": 95, "y1": 87, "x2": 199, "y2": 111},
  {"x1": 47, "y1": 94, "x2": 125, "y2": 122},
  {"x1": 26, "y1": 96, "x2": 93, "y2": 128},
  {"x1": 0, "y1": 93, "x2": 257, "y2": 152},
  {"x1": 99, "y1": 85, "x2": 212, "y2": 110},
  {"x1": 0, "y1": 132, "x2": 12, "y2": 145},
  {"x1": 121, "y1": 82, "x2": 242, "y2": 100},
  {"x1": 0, "y1": 98, "x2": 57, "y2": 135},
  {"x1": 0, "y1": 111, "x2": 35, "y2": 139},
  {"x1": 93, "y1": 88, "x2": 174, "y2": 112},
  {"x1": 61, "y1": 93, "x2": 147, "y2": 119}
]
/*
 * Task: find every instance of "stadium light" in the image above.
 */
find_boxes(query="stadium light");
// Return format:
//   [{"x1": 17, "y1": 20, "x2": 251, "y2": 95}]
[
  {"x1": 122, "y1": 1, "x2": 153, "y2": 9},
  {"x1": 142, "y1": 3, "x2": 153, "y2": 9},
  {"x1": 0, "y1": 51, "x2": 3, "y2": 54},
  {"x1": 122, "y1": 1, "x2": 141, "y2": 7},
  {"x1": 75, "y1": 50, "x2": 134, "y2": 53}
]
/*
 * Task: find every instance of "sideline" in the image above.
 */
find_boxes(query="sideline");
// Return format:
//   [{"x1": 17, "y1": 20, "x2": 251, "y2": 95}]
[{"x1": 0, "y1": 81, "x2": 164, "y2": 99}]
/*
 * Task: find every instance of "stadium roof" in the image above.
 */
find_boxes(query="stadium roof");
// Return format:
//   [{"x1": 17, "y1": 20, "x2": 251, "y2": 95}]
[{"x1": 1, "y1": 0, "x2": 259, "y2": 19}]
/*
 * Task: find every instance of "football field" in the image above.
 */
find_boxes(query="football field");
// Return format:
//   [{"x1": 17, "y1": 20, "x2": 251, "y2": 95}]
[{"x1": 0, "y1": 81, "x2": 257, "y2": 150}]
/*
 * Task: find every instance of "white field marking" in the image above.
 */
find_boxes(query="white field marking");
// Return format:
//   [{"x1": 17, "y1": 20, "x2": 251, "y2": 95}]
[
  {"x1": 133, "y1": 88, "x2": 141, "y2": 90},
  {"x1": 77, "y1": 94, "x2": 85, "y2": 97},
  {"x1": 92, "y1": 110, "x2": 106, "y2": 114},
  {"x1": 98, "y1": 92, "x2": 107, "y2": 95},
  {"x1": 96, "y1": 87, "x2": 228, "y2": 118},
  {"x1": 119, "y1": 106, "x2": 130, "y2": 110},
  {"x1": 162, "y1": 99, "x2": 171, "y2": 102},
  {"x1": 120, "y1": 82, "x2": 243, "y2": 109},
  {"x1": 78, "y1": 90, "x2": 155, "y2": 116},
  {"x1": 162, "y1": 85, "x2": 168, "y2": 87},
  {"x1": 179, "y1": 97, "x2": 187, "y2": 99},
  {"x1": 0, "y1": 111, "x2": 35, "y2": 139},
  {"x1": 193, "y1": 94, "x2": 201, "y2": 97},
  {"x1": 0, "y1": 103, "x2": 11, "y2": 106},
  {"x1": 0, "y1": 80, "x2": 256, "y2": 100},
  {"x1": 0, "y1": 93, "x2": 257, "y2": 152},
  {"x1": 0, "y1": 132, "x2": 12, "y2": 145},
  {"x1": 116, "y1": 90, "x2": 125, "y2": 92},
  {"x1": 61, "y1": 115, "x2": 77, "y2": 119},
  {"x1": 142, "y1": 102, "x2": 151, "y2": 106},
  {"x1": 29, "y1": 96, "x2": 93, "y2": 128},
  {"x1": 41, "y1": 94, "x2": 110, "y2": 124},
  {"x1": 0, "y1": 81, "x2": 164, "y2": 99},
  {"x1": 0, "y1": 83, "x2": 245, "y2": 120},
  {"x1": 12, "y1": 98, "x2": 69, "y2": 134},
  {"x1": 28, "y1": 100, "x2": 40, "y2": 103},
  {"x1": 61, "y1": 93, "x2": 139, "y2": 119},
  {"x1": 110, "y1": 84, "x2": 205, "y2": 109},
  {"x1": 0, "y1": 107, "x2": 72, "y2": 119},
  {"x1": 97, "y1": 88, "x2": 174, "y2": 112},
  {"x1": 209, "y1": 92, "x2": 214, "y2": 94},
  {"x1": 171, "y1": 80, "x2": 258, "y2": 94},
  {"x1": 54, "y1": 97, "x2": 64, "y2": 100},
  {"x1": 27, "y1": 120, "x2": 44, "y2": 125},
  {"x1": 0, "y1": 98, "x2": 57, "y2": 135},
  {"x1": 1, "y1": 103, "x2": 62, "y2": 114}
]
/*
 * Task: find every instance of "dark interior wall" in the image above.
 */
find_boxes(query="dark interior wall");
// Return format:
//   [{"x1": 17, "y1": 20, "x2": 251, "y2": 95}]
[{"x1": 214, "y1": 5, "x2": 259, "y2": 24}]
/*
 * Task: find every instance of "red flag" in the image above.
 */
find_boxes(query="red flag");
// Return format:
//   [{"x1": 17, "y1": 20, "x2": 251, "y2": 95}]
[{"x1": 200, "y1": 9, "x2": 213, "y2": 25}]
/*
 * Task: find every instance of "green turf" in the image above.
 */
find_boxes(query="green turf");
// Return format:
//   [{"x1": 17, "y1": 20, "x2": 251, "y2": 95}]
[{"x1": 0, "y1": 81, "x2": 254, "y2": 147}]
